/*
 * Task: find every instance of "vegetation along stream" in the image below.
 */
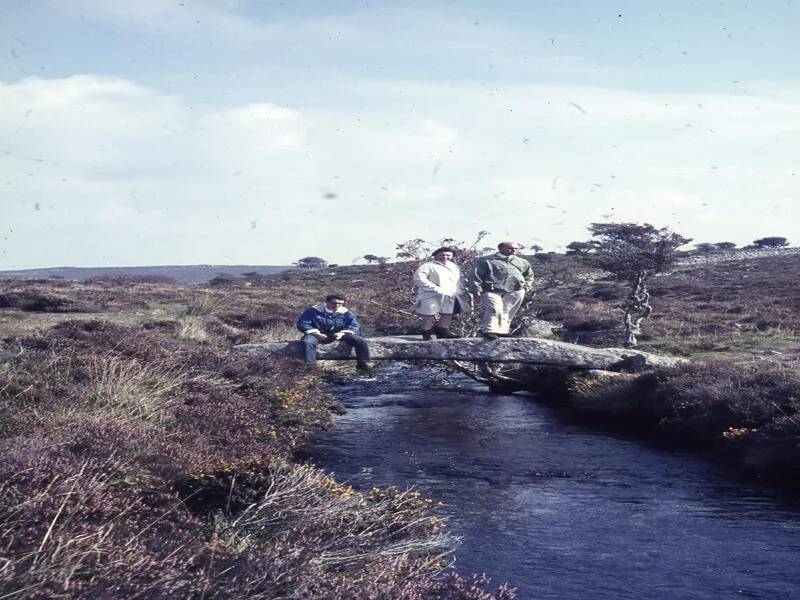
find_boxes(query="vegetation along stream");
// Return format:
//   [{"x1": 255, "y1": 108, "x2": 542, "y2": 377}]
[{"x1": 306, "y1": 367, "x2": 800, "y2": 599}]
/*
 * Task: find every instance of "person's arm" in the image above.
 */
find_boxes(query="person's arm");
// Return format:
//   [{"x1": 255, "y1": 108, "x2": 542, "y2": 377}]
[
  {"x1": 413, "y1": 263, "x2": 442, "y2": 294},
  {"x1": 297, "y1": 308, "x2": 324, "y2": 336},
  {"x1": 523, "y1": 260, "x2": 534, "y2": 290},
  {"x1": 337, "y1": 311, "x2": 359, "y2": 338},
  {"x1": 473, "y1": 258, "x2": 489, "y2": 292}
]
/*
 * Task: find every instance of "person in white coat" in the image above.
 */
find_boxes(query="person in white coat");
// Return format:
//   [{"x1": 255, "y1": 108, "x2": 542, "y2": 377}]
[{"x1": 412, "y1": 246, "x2": 466, "y2": 340}]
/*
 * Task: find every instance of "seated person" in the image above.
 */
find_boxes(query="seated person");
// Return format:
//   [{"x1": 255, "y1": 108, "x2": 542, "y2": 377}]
[{"x1": 296, "y1": 293, "x2": 372, "y2": 371}]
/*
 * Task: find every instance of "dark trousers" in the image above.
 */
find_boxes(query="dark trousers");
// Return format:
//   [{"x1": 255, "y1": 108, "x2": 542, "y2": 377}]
[{"x1": 300, "y1": 334, "x2": 371, "y2": 364}]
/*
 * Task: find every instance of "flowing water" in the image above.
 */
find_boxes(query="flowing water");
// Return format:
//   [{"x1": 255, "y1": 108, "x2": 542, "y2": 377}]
[{"x1": 306, "y1": 367, "x2": 800, "y2": 599}]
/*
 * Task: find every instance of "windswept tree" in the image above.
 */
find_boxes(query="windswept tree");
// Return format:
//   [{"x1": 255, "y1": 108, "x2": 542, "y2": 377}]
[
  {"x1": 752, "y1": 236, "x2": 789, "y2": 249},
  {"x1": 362, "y1": 254, "x2": 388, "y2": 265},
  {"x1": 580, "y1": 222, "x2": 691, "y2": 347},
  {"x1": 294, "y1": 256, "x2": 328, "y2": 270},
  {"x1": 565, "y1": 241, "x2": 594, "y2": 256},
  {"x1": 715, "y1": 241, "x2": 737, "y2": 251},
  {"x1": 694, "y1": 243, "x2": 719, "y2": 254}
]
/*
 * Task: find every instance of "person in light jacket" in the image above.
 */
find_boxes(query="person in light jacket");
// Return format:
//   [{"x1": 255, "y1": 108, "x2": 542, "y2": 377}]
[
  {"x1": 473, "y1": 242, "x2": 534, "y2": 339},
  {"x1": 296, "y1": 293, "x2": 373, "y2": 371},
  {"x1": 413, "y1": 246, "x2": 467, "y2": 340}
]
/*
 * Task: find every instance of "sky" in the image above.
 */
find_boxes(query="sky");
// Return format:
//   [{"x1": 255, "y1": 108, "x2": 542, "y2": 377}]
[{"x1": 1, "y1": 0, "x2": 798, "y2": 269}]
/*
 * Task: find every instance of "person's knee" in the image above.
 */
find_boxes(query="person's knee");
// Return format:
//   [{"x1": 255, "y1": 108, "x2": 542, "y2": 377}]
[{"x1": 347, "y1": 336, "x2": 369, "y2": 353}]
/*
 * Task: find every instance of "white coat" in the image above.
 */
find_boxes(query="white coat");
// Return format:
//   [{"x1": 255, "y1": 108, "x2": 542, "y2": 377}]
[{"x1": 412, "y1": 260, "x2": 468, "y2": 316}]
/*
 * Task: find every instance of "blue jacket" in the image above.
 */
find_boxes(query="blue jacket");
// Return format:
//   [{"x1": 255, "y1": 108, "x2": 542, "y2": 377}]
[{"x1": 296, "y1": 303, "x2": 360, "y2": 336}]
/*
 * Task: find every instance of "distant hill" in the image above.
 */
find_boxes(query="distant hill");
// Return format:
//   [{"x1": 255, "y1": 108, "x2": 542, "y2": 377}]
[{"x1": 0, "y1": 265, "x2": 292, "y2": 285}]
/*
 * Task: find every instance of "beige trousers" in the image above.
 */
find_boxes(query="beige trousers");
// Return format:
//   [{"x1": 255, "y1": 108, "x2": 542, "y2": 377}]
[{"x1": 480, "y1": 290, "x2": 526, "y2": 334}]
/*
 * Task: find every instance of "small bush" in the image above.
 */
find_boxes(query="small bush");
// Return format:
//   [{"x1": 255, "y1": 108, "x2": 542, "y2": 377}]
[
  {"x1": 208, "y1": 273, "x2": 239, "y2": 286},
  {"x1": 591, "y1": 285, "x2": 622, "y2": 301},
  {"x1": 646, "y1": 361, "x2": 800, "y2": 441},
  {"x1": 0, "y1": 292, "x2": 75, "y2": 312},
  {"x1": 752, "y1": 236, "x2": 789, "y2": 248}
]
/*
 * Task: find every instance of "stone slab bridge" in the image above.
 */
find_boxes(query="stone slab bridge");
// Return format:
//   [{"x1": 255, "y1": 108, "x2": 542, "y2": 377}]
[{"x1": 235, "y1": 336, "x2": 686, "y2": 372}]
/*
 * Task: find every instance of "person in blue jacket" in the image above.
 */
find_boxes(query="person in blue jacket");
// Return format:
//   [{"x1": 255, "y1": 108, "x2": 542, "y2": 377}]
[{"x1": 296, "y1": 293, "x2": 373, "y2": 371}]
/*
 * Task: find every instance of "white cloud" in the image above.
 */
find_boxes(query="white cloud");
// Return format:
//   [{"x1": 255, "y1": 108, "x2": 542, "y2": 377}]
[{"x1": 1, "y1": 74, "x2": 799, "y2": 269}]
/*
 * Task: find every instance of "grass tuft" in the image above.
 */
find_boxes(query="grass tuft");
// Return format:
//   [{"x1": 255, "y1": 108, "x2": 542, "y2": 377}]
[
  {"x1": 84, "y1": 354, "x2": 186, "y2": 424},
  {"x1": 183, "y1": 291, "x2": 229, "y2": 317}
]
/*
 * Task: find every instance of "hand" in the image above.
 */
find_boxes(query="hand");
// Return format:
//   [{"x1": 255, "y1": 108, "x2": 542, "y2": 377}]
[
  {"x1": 332, "y1": 332, "x2": 346, "y2": 341},
  {"x1": 314, "y1": 333, "x2": 330, "y2": 342}
]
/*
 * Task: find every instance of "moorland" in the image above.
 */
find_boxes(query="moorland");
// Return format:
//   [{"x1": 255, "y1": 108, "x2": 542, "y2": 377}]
[{"x1": 1, "y1": 249, "x2": 799, "y2": 598}]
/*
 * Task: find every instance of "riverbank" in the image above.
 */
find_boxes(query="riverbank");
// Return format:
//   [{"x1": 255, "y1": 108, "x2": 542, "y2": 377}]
[
  {"x1": 497, "y1": 360, "x2": 800, "y2": 489},
  {"x1": 0, "y1": 282, "x2": 515, "y2": 598}
]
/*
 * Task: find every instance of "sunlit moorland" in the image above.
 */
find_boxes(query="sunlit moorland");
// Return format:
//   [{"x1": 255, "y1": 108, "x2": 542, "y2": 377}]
[{"x1": 1, "y1": 249, "x2": 799, "y2": 597}]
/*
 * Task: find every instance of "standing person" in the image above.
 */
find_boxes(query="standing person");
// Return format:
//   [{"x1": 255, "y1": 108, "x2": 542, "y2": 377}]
[
  {"x1": 413, "y1": 246, "x2": 466, "y2": 340},
  {"x1": 296, "y1": 294, "x2": 373, "y2": 371},
  {"x1": 473, "y1": 242, "x2": 534, "y2": 339}
]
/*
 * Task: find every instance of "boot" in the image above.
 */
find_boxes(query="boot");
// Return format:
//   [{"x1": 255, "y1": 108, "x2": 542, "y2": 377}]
[
  {"x1": 434, "y1": 326, "x2": 460, "y2": 339},
  {"x1": 421, "y1": 328, "x2": 435, "y2": 341}
]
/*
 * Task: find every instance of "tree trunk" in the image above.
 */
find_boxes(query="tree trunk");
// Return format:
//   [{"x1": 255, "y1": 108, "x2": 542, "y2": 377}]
[{"x1": 623, "y1": 272, "x2": 652, "y2": 347}]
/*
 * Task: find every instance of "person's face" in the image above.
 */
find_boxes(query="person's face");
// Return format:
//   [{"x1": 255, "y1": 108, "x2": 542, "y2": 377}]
[
  {"x1": 498, "y1": 244, "x2": 518, "y2": 256},
  {"x1": 434, "y1": 251, "x2": 454, "y2": 262},
  {"x1": 326, "y1": 299, "x2": 345, "y2": 310}
]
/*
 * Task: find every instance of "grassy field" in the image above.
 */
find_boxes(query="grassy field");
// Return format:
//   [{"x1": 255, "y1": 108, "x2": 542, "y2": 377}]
[{"x1": 1, "y1": 252, "x2": 799, "y2": 596}]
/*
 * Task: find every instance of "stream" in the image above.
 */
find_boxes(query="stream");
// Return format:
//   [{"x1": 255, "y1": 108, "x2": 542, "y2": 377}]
[{"x1": 305, "y1": 367, "x2": 800, "y2": 599}]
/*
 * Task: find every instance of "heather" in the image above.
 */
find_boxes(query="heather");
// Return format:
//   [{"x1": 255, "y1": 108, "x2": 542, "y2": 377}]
[
  {"x1": 536, "y1": 254, "x2": 800, "y2": 356},
  {"x1": 644, "y1": 361, "x2": 800, "y2": 478},
  {"x1": 0, "y1": 319, "x2": 514, "y2": 598},
  {"x1": 2, "y1": 250, "x2": 800, "y2": 594}
]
